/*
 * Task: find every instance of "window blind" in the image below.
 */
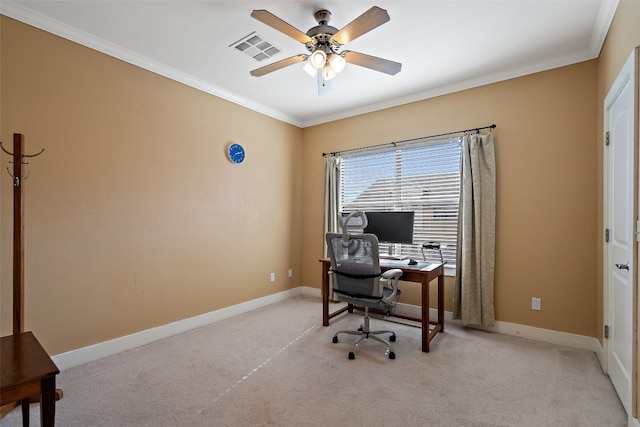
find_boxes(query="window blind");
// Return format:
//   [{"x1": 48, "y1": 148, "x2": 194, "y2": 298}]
[{"x1": 339, "y1": 139, "x2": 461, "y2": 264}]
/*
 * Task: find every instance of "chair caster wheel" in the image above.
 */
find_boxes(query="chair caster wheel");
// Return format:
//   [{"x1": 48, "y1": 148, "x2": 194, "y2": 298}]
[
  {"x1": 390, "y1": 335, "x2": 396, "y2": 342},
  {"x1": 348, "y1": 352, "x2": 355, "y2": 360},
  {"x1": 332, "y1": 336, "x2": 338, "y2": 343},
  {"x1": 389, "y1": 352, "x2": 396, "y2": 360}
]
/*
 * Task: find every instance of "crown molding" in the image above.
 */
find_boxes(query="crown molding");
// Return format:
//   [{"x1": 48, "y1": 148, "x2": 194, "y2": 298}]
[
  {"x1": 589, "y1": 0, "x2": 620, "y2": 55},
  {"x1": 300, "y1": 48, "x2": 599, "y2": 127},
  {"x1": 0, "y1": 0, "x2": 304, "y2": 128}
]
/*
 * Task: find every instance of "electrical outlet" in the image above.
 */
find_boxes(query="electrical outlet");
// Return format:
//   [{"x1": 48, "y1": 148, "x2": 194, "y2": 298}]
[
  {"x1": 531, "y1": 297, "x2": 541, "y2": 311},
  {"x1": 270, "y1": 272, "x2": 275, "y2": 282},
  {"x1": 288, "y1": 269, "x2": 293, "y2": 277}
]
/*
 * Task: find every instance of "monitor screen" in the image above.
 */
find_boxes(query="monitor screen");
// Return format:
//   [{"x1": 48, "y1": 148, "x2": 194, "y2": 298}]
[{"x1": 363, "y1": 211, "x2": 415, "y2": 244}]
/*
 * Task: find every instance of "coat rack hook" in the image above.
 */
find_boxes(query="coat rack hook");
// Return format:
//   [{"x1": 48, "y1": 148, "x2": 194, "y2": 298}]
[
  {"x1": 0, "y1": 141, "x2": 12, "y2": 156},
  {"x1": 0, "y1": 141, "x2": 44, "y2": 159},
  {"x1": 23, "y1": 148, "x2": 45, "y2": 158}
]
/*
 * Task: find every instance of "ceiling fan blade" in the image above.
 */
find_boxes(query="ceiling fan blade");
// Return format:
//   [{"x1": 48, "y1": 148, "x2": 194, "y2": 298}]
[
  {"x1": 251, "y1": 10, "x2": 313, "y2": 44},
  {"x1": 343, "y1": 51, "x2": 402, "y2": 76},
  {"x1": 250, "y1": 54, "x2": 307, "y2": 77},
  {"x1": 331, "y1": 6, "x2": 390, "y2": 45}
]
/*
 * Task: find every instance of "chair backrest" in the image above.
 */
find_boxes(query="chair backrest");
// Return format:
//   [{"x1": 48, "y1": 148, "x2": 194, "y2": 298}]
[{"x1": 325, "y1": 231, "x2": 383, "y2": 301}]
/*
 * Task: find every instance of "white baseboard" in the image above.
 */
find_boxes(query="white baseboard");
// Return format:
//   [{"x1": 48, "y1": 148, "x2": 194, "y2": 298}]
[
  {"x1": 53, "y1": 288, "x2": 303, "y2": 370},
  {"x1": 393, "y1": 301, "x2": 603, "y2": 355},
  {"x1": 54, "y1": 286, "x2": 603, "y2": 370}
]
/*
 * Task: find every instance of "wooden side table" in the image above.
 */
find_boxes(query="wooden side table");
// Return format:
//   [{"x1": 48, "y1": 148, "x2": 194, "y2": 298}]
[{"x1": 0, "y1": 332, "x2": 60, "y2": 427}]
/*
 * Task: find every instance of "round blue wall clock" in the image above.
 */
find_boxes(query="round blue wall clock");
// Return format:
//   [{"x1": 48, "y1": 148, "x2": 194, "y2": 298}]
[{"x1": 227, "y1": 143, "x2": 245, "y2": 164}]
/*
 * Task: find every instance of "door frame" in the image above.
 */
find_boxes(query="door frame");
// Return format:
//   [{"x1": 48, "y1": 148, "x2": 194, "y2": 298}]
[{"x1": 603, "y1": 46, "x2": 639, "y2": 418}]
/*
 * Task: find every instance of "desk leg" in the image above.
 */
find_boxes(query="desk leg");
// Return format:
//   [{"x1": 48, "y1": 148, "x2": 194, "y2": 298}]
[
  {"x1": 322, "y1": 262, "x2": 330, "y2": 326},
  {"x1": 421, "y1": 277, "x2": 430, "y2": 353},
  {"x1": 21, "y1": 398, "x2": 29, "y2": 426},
  {"x1": 40, "y1": 376, "x2": 55, "y2": 427},
  {"x1": 438, "y1": 273, "x2": 445, "y2": 333}
]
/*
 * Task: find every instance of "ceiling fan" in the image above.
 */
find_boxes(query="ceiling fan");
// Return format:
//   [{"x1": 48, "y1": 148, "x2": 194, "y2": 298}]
[{"x1": 249, "y1": 6, "x2": 402, "y2": 92}]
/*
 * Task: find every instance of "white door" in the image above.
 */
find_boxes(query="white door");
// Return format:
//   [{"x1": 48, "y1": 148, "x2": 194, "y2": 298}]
[{"x1": 604, "y1": 48, "x2": 637, "y2": 416}]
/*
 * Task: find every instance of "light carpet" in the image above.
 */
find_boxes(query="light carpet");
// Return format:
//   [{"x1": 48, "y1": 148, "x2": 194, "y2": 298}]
[{"x1": 1, "y1": 295, "x2": 626, "y2": 426}]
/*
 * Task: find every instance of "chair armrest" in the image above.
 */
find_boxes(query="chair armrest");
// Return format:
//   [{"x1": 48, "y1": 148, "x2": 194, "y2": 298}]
[
  {"x1": 382, "y1": 269, "x2": 403, "y2": 281},
  {"x1": 381, "y1": 268, "x2": 402, "y2": 303}
]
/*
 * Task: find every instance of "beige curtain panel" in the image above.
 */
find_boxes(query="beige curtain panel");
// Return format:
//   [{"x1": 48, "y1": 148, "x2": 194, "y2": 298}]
[
  {"x1": 453, "y1": 132, "x2": 496, "y2": 327},
  {"x1": 323, "y1": 156, "x2": 341, "y2": 301},
  {"x1": 323, "y1": 156, "x2": 341, "y2": 255}
]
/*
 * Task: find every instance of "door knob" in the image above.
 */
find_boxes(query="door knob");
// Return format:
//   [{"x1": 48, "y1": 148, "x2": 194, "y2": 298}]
[{"x1": 615, "y1": 262, "x2": 630, "y2": 270}]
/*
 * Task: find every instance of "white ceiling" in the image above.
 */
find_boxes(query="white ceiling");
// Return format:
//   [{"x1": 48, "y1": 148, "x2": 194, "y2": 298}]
[{"x1": 1, "y1": 0, "x2": 619, "y2": 128}]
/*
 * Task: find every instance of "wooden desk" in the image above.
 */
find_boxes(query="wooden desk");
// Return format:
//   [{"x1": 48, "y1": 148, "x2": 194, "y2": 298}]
[
  {"x1": 1, "y1": 332, "x2": 59, "y2": 427},
  {"x1": 320, "y1": 258, "x2": 445, "y2": 352}
]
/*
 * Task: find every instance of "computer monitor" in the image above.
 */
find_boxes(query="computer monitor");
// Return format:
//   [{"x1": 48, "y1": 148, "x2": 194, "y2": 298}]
[{"x1": 363, "y1": 211, "x2": 415, "y2": 244}]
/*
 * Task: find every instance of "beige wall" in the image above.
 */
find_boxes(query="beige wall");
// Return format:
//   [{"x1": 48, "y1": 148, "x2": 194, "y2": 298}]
[
  {"x1": 0, "y1": 17, "x2": 304, "y2": 354},
  {"x1": 302, "y1": 62, "x2": 598, "y2": 337}
]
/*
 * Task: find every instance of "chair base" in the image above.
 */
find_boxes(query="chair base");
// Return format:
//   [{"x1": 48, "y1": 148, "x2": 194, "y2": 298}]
[{"x1": 332, "y1": 307, "x2": 396, "y2": 360}]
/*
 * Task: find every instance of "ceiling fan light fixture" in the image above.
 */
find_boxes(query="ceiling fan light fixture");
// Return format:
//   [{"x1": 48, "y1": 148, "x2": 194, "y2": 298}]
[
  {"x1": 303, "y1": 60, "x2": 318, "y2": 77},
  {"x1": 309, "y1": 50, "x2": 327, "y2": 69},
  {"x1": 328, "y1": 53, "x2": 346, "y2": 74}
]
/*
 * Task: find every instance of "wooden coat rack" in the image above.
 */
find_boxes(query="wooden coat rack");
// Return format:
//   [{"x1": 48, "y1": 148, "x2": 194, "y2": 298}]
[
  {"x1": 1, "y1": 133, "x2": 44, "y2": 334},
  {"x1": 0, "y1": 133, "x2": 62, "y2": 420}
]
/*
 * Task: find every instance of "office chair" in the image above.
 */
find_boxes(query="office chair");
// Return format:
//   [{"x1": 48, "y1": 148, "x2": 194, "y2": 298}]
[{"x1": 326, "y1": 212, "x2": 403, "y2": 360}]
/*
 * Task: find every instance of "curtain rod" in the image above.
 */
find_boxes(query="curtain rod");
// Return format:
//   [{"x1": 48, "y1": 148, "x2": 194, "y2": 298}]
[{"x1": 322, "y1": 124, "x2": 496, "y2": 157}]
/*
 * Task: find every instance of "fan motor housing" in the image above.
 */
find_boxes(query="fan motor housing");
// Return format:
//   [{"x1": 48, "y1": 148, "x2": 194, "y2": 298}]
[
  {"x1": 306, "y1": 25, "x2": 338, "y2": 39},
  {"x1": 306, "y1": 9, "x2": 339, "y2": 52}
]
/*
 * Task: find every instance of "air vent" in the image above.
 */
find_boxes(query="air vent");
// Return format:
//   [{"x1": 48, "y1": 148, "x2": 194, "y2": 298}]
[{"x1": 230, "y1": 32, "x2": 281, "y2": 62}]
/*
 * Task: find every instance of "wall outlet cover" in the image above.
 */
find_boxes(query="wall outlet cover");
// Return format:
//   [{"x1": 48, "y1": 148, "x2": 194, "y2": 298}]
[{"x1": 532, "y1": 297, "x2": 541, "y2": 311}]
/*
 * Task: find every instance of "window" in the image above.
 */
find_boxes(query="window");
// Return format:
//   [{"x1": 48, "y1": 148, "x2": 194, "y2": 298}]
[{"x1": 339, "y1": 139, "x2": 461, "y2": 264}]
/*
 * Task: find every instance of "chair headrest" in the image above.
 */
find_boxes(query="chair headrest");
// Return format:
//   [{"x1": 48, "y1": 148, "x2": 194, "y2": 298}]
[{"x1": 340, "y1": 211, "x2": 368, "y2": 242}]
